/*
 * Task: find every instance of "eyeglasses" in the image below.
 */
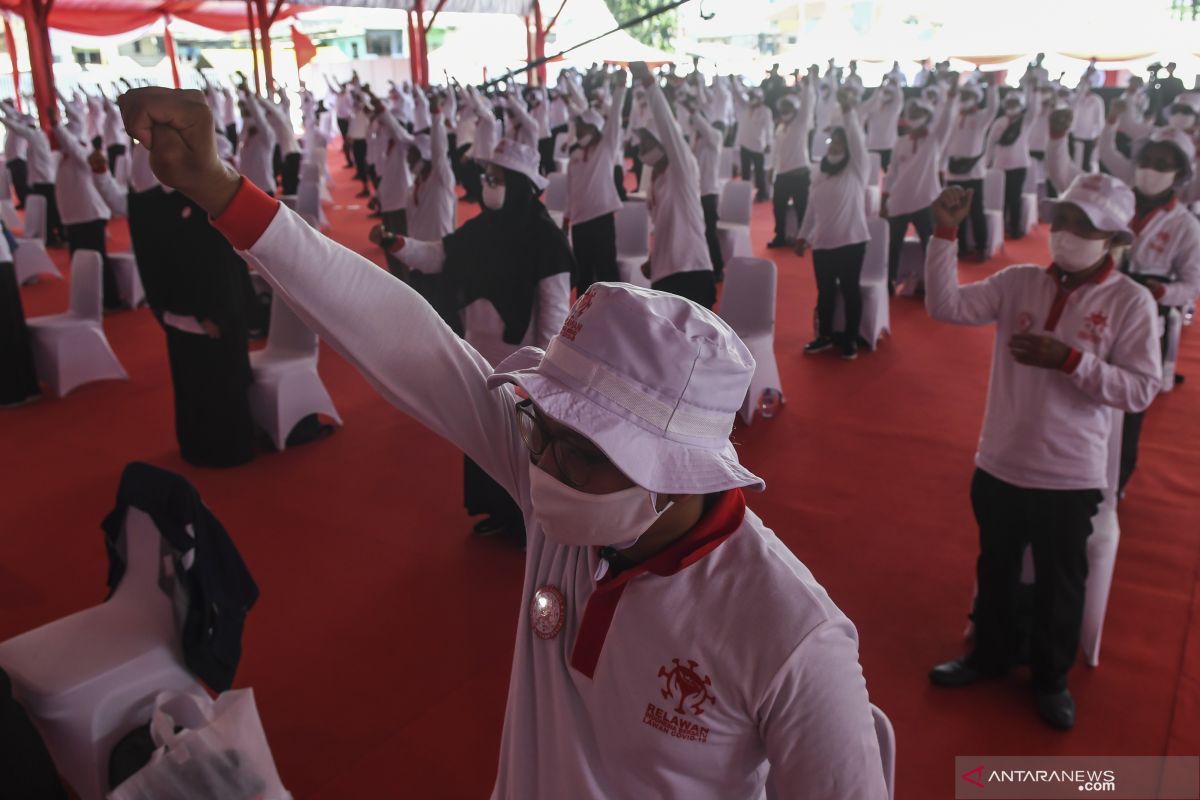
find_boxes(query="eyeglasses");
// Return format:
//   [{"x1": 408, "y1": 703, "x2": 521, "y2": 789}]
[
  {"x1": 515, "y1": 399, "x2": 612, "y2": 489},
  {"x1": 483, "y1": 172, "x2": 504, "y2": 187}
]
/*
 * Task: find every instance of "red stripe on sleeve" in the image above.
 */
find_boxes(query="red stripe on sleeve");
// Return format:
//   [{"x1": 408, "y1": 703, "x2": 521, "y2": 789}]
[
  {"x1": 1061, "y1": 348, "x2": 1083, "y2": 374},
  {"x1": 210, "y1": 178, "x2": 281, "y2": 250}
]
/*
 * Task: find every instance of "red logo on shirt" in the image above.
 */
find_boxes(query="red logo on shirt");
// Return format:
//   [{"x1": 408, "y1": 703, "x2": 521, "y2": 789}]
[
  {"x1": 1079, "y1": 310, "x2": 1108, "y2": 346},
  {"x1": 559, "y1": 288, "x2": 596, "y2": 341},
  {"x1": 1016, "y1": 311, "x2": 1034, "y2": 333},
  {"x1": 658, "y1": 658, "x2": 716, "y2": 716},
  {"x1": 1148, "y1": 230, "x2": 1171, "y2": 255}
]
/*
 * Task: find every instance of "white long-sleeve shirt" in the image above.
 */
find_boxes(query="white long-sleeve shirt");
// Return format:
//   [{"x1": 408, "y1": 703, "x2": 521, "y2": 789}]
[
  {"x1": 3, "y1": 117, "x2": 55, "y2": 184},
  {"x1": 52, "y1": 125, "x2": 109, "y2": 225},
  {"x1": 566, "y1": 82, "x2": 626, "y2": 225},
  {"x1": 644, "y1": 79, "x2": 713, "y2": 282},
  {"x1": 4, "y1": 124, "x2": 27, "y2": 161},
  {"x1": 883, "y1": 109, "x2": 954, "y2": 216},
  {"x1": 1070, "y1": 85, "x2": 1106, "y2": 141},
  {"x1": 773, "y1": 83, "x2": 815, "y2": 174},
  {"x1": 942, "y1": 84, "x2": 1001, "y2": 182},
  {"x1": 798, "y1": 107, "x2": 870, "y2": 251},
  {"x1": 211, "y1": 177, "x2": 887, "y2": 800},
  {"x1": 863, "y1": 87, "x2": 903, "y2": 151},
  {"x1": 924, "y1": 234, "x2": 1160, "y2": 490},
  {"x1": 238, "y1": 96, "x2": 277, "y2": 194},
  {"x1": 263, "y1": 98, "x2": 300, "y2": 155},
  {"x1": 406, "y1": 111, "x2": 457, "y2": 241},
  {"x1": 732, "y1": 86, "x2": 773, "y2": 154},
  {"x1": 376, "y1": 112, "x2": 413, "y2": 214},
  {"x1": 986, "y1": 91, "x2": 1042, "y2": 172}
]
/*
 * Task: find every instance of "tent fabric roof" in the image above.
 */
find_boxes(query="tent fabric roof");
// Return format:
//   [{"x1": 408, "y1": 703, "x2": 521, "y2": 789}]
[
  {"x1": 0, "y1": 0, "x2": 297, "y2": 35},
  {"x1": 287, "y1": 0, "x2": 533, "y2": 15}
]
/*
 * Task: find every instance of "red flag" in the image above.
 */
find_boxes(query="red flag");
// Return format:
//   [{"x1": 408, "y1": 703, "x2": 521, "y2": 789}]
[{"x1": 291, "y1": 26, "x2": 317, "y2": 70}]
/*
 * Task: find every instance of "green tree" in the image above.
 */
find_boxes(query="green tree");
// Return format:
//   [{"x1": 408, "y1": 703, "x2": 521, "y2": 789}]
[{"x1": 603, "y1": 0, "x2": 677, "y2": 50}]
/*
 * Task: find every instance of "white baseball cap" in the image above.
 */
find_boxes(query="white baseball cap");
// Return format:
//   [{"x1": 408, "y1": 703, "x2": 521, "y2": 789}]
[
  {"x1": 479, "y1": 138, "x2": 548, "y2": 190},
  {"x1": 1050, "y1": 173, "x2": 1135, "y2": 244},
  {"x1": 486, "y1": 283, "x2": 765, "y2": 496}
]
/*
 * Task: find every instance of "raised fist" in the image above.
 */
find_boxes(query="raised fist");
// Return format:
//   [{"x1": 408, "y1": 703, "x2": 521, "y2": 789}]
[
  {"x1": 1049, "y1": 108, "x2": 1074, "y2": 138},
  {"x1": 932, "y1": 185, "x2": 974, "y2": 230},
  {"x1": 117, "y1": 87, "x2": 239, "y2": 216}
]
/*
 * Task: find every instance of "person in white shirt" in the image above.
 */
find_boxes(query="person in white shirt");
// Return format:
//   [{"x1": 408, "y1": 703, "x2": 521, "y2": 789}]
[
  {"x1": 119, "y1": 85, "x2": 889, "y2": 800},
  {"x1": 52, "y1": 121, "x2": 121, "y2": 308},
  {"x1": 346, "y1": 88, "x2": 372, "y2": 197},
  {"x1": 370, "y1": 98, "x2": 415, "y2": 260},
  {"x1": 633, "y1": 64, "x2": 716, "y2": 309},
  {"x1": 986, "y1": 89, "x2": 1041, "y2": 240},
  {"x1": 101, "y1": 93, "x2": 129, "y2": 177},
  {"x1": 925, "y1": 177, "x2": 1160, "y2": 730},
  {"x1": 682, "y1": 73, "x2": 727, "y2": 279},
  {"x1": 263, "y1": 90, "x2": 301, "y2": 195},
  {"x1": 625, "y1": 85, "x2": 653, "y2": 188},
  {"x1": 1021, "y1": 53, "x2": 1049, "y2": 94},
  {"x1": 882, "y1": 96, "x2": 954, "y2": 293},
  {"x1": 2, "y1": 100, "x2": 29, "y2": 209},
  {"x1": 885, "y1": 60, "x2": 907, "y2": 88},
  {"x1": 565, "y1": 71, "x2": 627, "y2": 293},
  {"x1": 767, "y1": 69, "x2": 816, "y2": 250},
  {"x1": 913, "y1": 59, "x2": 934, "y2": 89},
  {"x1": 731, "y1": 80, "x2": 773, "y2": 202},
  {"x1": 1083, "y1": 59, "x2": 1104, "y2": 89},
  {"x1": 862, "y1": 77, "x2": 902, "y2": 171},
  {"x1": 1, "y1": 107, "x2": 62, "y2": 244},
  {"x1": 327, "y1": 74, "x2": 355, "y2": 168},
  {"x1": 943, "y1": 77, "x2": 1000, "y2": 260},
  {"x1": 1068, "y1": 78, "x2": 1106, "y2": 173},
  {"x1": 795, "y1": 89, "x2": 871, "y2": 360},
  {"x1": 236, "y1": 89, "x2": 277, "y2": 197},
  {"x1": 844, "y1": 60, "x2": 864, "y2": 93}
]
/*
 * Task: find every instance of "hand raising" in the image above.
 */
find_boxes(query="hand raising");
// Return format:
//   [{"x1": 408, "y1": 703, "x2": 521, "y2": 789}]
[{"x1": 932, "y1": 185, "x2": 973, "y2": 230}]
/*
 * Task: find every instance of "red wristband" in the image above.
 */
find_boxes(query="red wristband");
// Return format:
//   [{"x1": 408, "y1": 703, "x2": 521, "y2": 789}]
[
  {"x1": 934, "y1": 226, "x2": 959, "y2": 241},
  {"x1": 211, "y1": 178, "x2": 281, "y2": 250},
  {"x1": 1061, "y1": 348, "x2": 1084, "y2": 374}
]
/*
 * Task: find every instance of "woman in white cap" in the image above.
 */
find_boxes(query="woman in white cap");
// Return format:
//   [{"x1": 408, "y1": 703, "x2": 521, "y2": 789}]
[
  {"x1": 795, "y1": 89, "x2": 871, "y2": 360},
  {"x1": 1047, "y1": 109, "x2": 1200, "y2": 493},
  {"x1": 925, "y1": 177, "x2": 1160, "y2": 730},
  {"x1": 119, "y1": 85, "x2": 888, "y2": 800},
  {"x1": 985, "y1": 89, "x2": 1041, "y2": 240},
  {"x1": 564, "y1": 70, "x2": 626, "y2": 294},
  {"x1": 375, "y1": 136, "x2": 573, "y2": 540},
  {"x1": 881, "y1": 95, "x2": 954, "y2": 293},
  {"x1": 942, "y1": 76, "x2": 1000, "y2": 260},
  {"x1": 632, "y1": 62, "x2": 716, "y2": 309}
]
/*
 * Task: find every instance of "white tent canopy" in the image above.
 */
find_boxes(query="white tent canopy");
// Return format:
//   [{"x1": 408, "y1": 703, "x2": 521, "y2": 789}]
[{"x1": 288, "y1": 0, "x2": 535, "y2": 15}]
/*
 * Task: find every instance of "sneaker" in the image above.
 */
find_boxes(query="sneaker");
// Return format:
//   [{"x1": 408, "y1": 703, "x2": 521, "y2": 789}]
[
  {"x1": 841, "y1": 340, "x2": 859, "y2": 360},
  {"x1": 766, "y1": 237, "x2": 789, "y2": 249},
  {"x1": 804, "y1": 336, "x2": 834, "y2": 354}
]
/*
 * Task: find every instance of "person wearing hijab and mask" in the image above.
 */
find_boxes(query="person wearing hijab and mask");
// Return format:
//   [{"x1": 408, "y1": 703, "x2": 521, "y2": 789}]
[
  {"x1": 986, "y1": 88, "x2": 1041, "y2": 240},
  {"x1": 375, "y1": 138, "x2": 573, "y2": 540},
  {"x1": 924, "y1": 178, "x2": 1160, "y2": 730},
  {"x1": 633, "y1": 63, "x2": 717, "y2": 309},
  {"x1": 881, "y1": 96, "x2": 954, "y2": 294},
  {"x1": 564, "y1": 70, "x2": 627, "y2": 294},
  {"x1": 795, "y1": 88, "x2": 871, "y2": 360},
  {"x1": 119, "y1": 85, "x2": 887, "y2": 800},
  {"x1": 943, "y1": 76, "x2": 1000, "y2": 261},
  {"x1": 766, "y1": 70, "x2": 816, "y2": 250}
]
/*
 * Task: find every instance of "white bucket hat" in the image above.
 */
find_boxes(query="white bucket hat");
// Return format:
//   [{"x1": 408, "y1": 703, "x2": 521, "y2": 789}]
[
  {"x1": 486, "y1": 283, "x2": 765, "y2": 496},
  {"x1": 479, "y1": 138, "x2": 548, "y2": 190},
  {"x1": 1049, "y1": 173, "x2": 1135, "y2": 244}
]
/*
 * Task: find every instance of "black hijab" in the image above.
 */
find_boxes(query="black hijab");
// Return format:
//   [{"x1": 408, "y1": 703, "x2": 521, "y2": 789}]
[{"x1": 442, "y1": 169, "x2": 575, "y2": 344}]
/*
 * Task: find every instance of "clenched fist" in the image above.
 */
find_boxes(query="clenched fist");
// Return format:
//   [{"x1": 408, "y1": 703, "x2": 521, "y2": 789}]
[
  {"x1": 117, "y1": 87, "x2": 241, "y2": 217},
  {"x1": 1049, "y1": 109, "x2": 1073, "y2": 138},
  {"x1": 932, "y1": 185, "x2": 974, "y2": 230}
]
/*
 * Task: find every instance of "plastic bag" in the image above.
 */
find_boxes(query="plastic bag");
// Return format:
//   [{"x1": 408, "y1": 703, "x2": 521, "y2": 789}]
[{"x1": 108, "y1": 688, "x2": 291, "y2": 800}]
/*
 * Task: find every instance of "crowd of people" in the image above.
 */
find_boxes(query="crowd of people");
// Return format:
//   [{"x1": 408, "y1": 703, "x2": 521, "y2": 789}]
[{"x1": 0, "y1": 49, "x2": 1197, "y2": 795}]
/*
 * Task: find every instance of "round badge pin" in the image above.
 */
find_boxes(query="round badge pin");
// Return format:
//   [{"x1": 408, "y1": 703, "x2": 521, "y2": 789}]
[{"x1": 530, "y1": 584, "x2": 566, "y2": 640}]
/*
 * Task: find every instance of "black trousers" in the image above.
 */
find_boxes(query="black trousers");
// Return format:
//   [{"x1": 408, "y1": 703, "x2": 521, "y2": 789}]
[
  {"x1": 456, "y1": 144, "x2": 482, "y2": 201},
  {"x1": 612, "y1": 165, "x2": 627, "y2": 202},
  {"x1": 0, "y1": 260, "x2": 39, "y2": 404},
  {"x1": 813, "y1": 242, "x2": 866, "y2": 341},
  {"x1": 739, "y1": 147, "x2": 767, "y2": 196},
  {"x1": 381, "y1": 208, "x2": 409, "y2": 277},
  {"x1": 652, "y1": 269, "x2": 716, "y2": 310},
  {"x1": 1003, "y1": 167, "x2": 1027, "y2": 239},
  {"x1": 64, "y1": 219, "x2": 120, "y2": 309},
  {"x1": 967, "y1": 468, "x2": 1101, "y2": 692},
  {"x1": 772, "y1": 168, "x2": 811, "y2": 241},
  {"x1": 352, "y1": 138, "x2": 369, "y2": 185},
  {"x1": 1070, "y1": 136, "x2": 1097, "y2": 172},
  {"x1": 225, "y1": 123, "x2": 238, "y2": 155},
  {"x1": 873, "y1": 148, "x2": 892, "y2": 172},
  {"x1": 6, "y1": 158, "x2": 28, "y2": 207},
  {"x1": 628, "y1": 145, "x2": 644, "y2": 189},
  {"x1": 571, "y1": 213, "x2": 618, "y2": 294},
  {"x1": 700, "y1": 193, "x2": 724, "y2": 277},
  {"x1": 31, "y1": 183, "x2": 62, "y2": 243},
  {"x1": 106, "y1": 143, "x2": 126, "y2": 176},
  {"x1": 281, "y1": 152, "x2": 302, "y2": 196},
  {"x1": 887, "y1": 206, "x2": 933, "y2": 288},
  {"x1": 537, "y1": 135, "x2": 556, "y2": 175},
  {"x1": 947, "y1": 178, "x2": 987, "y2": 254},
  {"x1": 272, "y1": 144, "x2": 284, "y2": 188},
  {"x1": 163, "y1": 324, "x2": 255, "y2": 468},
  {"x1": 337, "y1": 116, "x2": 352, "y2": 165}
]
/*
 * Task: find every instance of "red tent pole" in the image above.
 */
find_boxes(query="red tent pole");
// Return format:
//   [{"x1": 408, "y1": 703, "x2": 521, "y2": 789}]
[
  {"x1": 245, "y1": 0, "x2": 260, "y2": 95},
  {"x1": 405, "y1": 10, "x2": 417, "y2": 84},
  {"x1": 532, "y1": 1, "x2": 546, "y2": 85},
  {"x1": 3, "y1": 15, "x2": 22, "y2": 113},
  {"x1": 254, "y1": 0, "x2": 273, "y2": 99},
  {"x1": 162, "y1": 14, "x2": 180, "y2": 89},
  {"x1": 523, "y1": 15, "x2": 531, "y2": 77},
  {"x1": 414, "y1": 0, "x2": 426, "y2": 87},
  {"x1": 20, "y1": 0, "x2": 55, "y2": 132}
]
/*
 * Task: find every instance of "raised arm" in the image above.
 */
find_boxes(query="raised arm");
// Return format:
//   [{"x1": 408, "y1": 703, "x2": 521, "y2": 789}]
[
  {"x1": 429, "y1": 105, "x2": 452, "y2": 184},
  {"x1": 925, "y1": 187, "x2": 1008, "y2": 325},
  {"x1": 1097, "y1": 121, "x2": 1134, "y2": 185},
  {"x1": 643, "y1": 73, "x2": 689, "y2": 167},
  {"x1": 1045, "y1": 110, "x2": 1083, "y2": 193},
  {"x1": 601, "y1": 72, "x2": 628, "y2": 154}
]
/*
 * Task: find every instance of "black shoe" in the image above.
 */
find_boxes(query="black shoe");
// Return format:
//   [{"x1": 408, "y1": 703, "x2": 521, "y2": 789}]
[
  {"x1": 804, "y1": 336, "x2": 835, "y2": 354},
  {"x1": 355, "y1": 190, "x2": 370, "y2": 198},
  {"x1": 754, "y1": 193, "x2": 770, "y2": 203},
  {"x1": 841, "y1": 340, "x2": 858, "y2": 360},
  {"x1": 766, "y1": 237, "x2": 789, "y2": 249},
  {"x1": 928, "y1": 658, "x2": 1002, "y2": 688},
  {"x1": 472, "y1": 516, "x2": 507, "y2": 537},
  {"x1": 1035, "y1": 689, "x2": 1075, "y2": 730}
]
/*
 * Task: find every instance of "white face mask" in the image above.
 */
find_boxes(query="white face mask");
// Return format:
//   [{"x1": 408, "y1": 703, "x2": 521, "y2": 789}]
[
  {"x1": 1005, "y1": 107, "x2": 1022, "y2": 118},
  {"x1": 640, "y1": 147, "x2": 664, "y2": 166},
  {"x1": 1170, "y1": 113, "x2": 1195, "y2": 131},
  {"x1": 482, "y1": 184, "x2": 506, "y2": 210},
  {"x1": 1135, "y1": 167, "x2": 1176, "y2": 196},
  {"x1": 1049, "y1": 230, "x2": 1109, "y2": 273},
  {"x1": 528, "y1": 463, "x2": 672, "y2": 549}
]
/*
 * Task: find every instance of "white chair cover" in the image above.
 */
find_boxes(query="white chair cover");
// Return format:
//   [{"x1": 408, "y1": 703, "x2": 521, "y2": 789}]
[
  {"x1": 872, "y1": 704, "x2": 896, "y2": 800},
  {"x1": 834, "y1": 217, "x2": 891, "y2": 347},
  {"x1": 716, "y1": 180, "x2": 753, "y2": 262},
  {"x1": 719, "y1": 256, "x2": 782, "y2": 425},
  {"x1": 614, "y1": 201, "x2": 651, "y2": 288},
  {"x1": 14, "y1": 194, "x2": 62, "y2": 284}
]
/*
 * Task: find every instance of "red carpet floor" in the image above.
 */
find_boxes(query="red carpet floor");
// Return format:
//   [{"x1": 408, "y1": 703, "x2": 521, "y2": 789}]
[{"x1": 2, "y1": 155, "x2": 1198, "y2": 799}]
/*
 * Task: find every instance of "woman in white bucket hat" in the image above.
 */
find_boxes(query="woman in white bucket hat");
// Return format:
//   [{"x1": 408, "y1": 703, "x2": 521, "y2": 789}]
[{"x1": 120, "y1": 86, "x2": 888, "y2": 800}]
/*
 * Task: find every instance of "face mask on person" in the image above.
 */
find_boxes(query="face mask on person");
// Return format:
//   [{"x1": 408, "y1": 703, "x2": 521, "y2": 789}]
[
  {"x1": 1049, "y1": 230, "x2": 1109, "y2": 272},
  {"x1": 528, "y1": 463, "x2": 672, "y2": 549},
  {"x1": 1005, "y1": 106, "x2": 1022, "y2": 118},
  {"x1": 640, "y1": 146, "x2": 664, "y2": 166},
  {"x1": 1135, "y1": 167, "x2": 1176, "y2": 196},
  {"x1": 482, "y1": 184, "x2": 506, "y2": 210},
  {"x1": 1169, "y1": 113, "x2": 1195, "y2": 131}
]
